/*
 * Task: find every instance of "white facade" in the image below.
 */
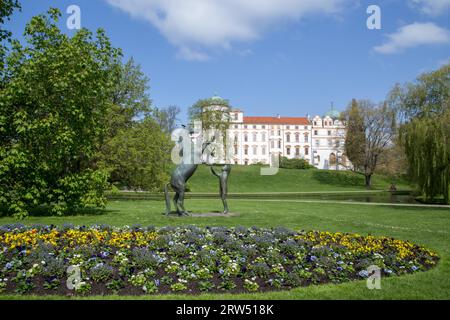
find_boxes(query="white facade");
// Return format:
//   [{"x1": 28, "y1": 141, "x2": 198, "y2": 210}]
[
  {"x1": 226, "y1": 109, "x2": 349, "y2": 169},
  {"x1": 198, "y1": 97, "x2": 350, "y2": 170}
]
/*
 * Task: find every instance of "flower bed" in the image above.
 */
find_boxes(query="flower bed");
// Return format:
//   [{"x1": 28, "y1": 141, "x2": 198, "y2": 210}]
[{"x1": 0, "y1": 224, "x2": 439, "y2": 295}]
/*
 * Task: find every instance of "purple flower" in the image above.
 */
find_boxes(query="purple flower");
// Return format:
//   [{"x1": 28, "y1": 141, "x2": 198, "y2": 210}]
[
  {"x1": 337, "y1": 266, "x2": 343, "y2": 271},
  {"x1": 5, "y1": 262, "x2": 13, "y2": 270},
  {"x1": 154, "y1": 279, "x2": 160, "y2": 286},
  {"x1": 358, "y1": 270, "x2": 369, "y2": 278},
  {"x1": 100, "y1": 251, "x2": 109, "y2": 259},
  {"x1": 411, "y1": 266, "x2": 419, "y2": 271},
  {"x1": 219, "y1": 268, "x2": 225, "y2": 275}
]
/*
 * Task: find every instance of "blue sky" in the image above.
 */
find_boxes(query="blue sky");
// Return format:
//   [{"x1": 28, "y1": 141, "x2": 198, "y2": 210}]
[{"x1": 6, "y1": 0, "x2": 450, "y2": 125}]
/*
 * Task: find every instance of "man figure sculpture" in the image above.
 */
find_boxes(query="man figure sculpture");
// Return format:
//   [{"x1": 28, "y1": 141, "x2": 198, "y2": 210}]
[{"x1": 210, "y1": 164, "x2": 231, "y2": 214}]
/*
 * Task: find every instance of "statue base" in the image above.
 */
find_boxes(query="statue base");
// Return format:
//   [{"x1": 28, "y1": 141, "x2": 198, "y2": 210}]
[{"x1": 164, "y1": 211, "x2": 239, "y2": 217}]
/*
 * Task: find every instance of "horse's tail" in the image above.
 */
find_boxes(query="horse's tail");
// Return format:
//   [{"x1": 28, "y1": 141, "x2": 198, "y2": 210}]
[{"x1": 164, "y1": 183, "x2": 171, "y2": 215}]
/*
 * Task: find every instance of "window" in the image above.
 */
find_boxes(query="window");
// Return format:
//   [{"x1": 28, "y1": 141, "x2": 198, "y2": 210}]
[
  {"x1": 336, "y1": 140, "x2": 341, "y2": 147},
  {"x1": 315, "y1": 140, "x2": 320, "y2": 147},
  {"x1": 286, "y1": 147, "x2": 291, "y2": 155},
  {"x1": 253, "y1": 125, "x2": 257, "y2": 129},
  {"x1": 244, "y1": 133, "x2": 248, "y2": 142},
  {"x1": 286, "y1": 126, "x2": 290, "y2": 130},
  {"x1": 262, "y1": 146, "x2": 266, "y2": 155},
  {"x1": 234, "y1": 124, "x2": 238, "y2": 129},
  {"x1": 304, "y1": 126, "x2": 308, "y2": 130},
  {"x1": 234, "y1": 135, "x2": 238, "y2": 144},
  {"x1": 234, "y1": 113, "x2": 238, "y2": 120},
  {"x1": 327, "y1": 130, "x2": 331, "y2": 136},
  {"x1": 278, "y1": 140, "x2": 281, "y2": 149},
  {"x1": 262, "y1": 125, "x2": 266, "y2": 129},
  {"x1": 295, "y1": 146, "x2": 300, "y2": 156},
  {"x1": 295, "y1": 133, "x2": 299, "y2": 143},
  {"x1": 314, "y1": 130, "x2": 318, "y2": 135},
  {"x1": 234, "y1": 145, "x2": 238, "y2": 155},
  {"x1": 328, "y1": 139, "x2": 333, "y2": 147},
  {"x1": 271, "y1": 140, "x2": 274, "y2": 148},
  {"x1": 277, "y1": 130, "x2": 281, "y2": 136},
  {"x1": 244, "y1": 146, "x2": 249, "y2": 155},
  {"x1": 286, "y1": 133, "x2": 291, "y2": 142},
  {"x1": 270, "y1": 130, "x2": 274, "y2": 136},
  {"x1": 295, "y1": 126, "x2": 299, "y2": 130},
  {"x1": 304, "y1": 133, "x2": 309, "y2": 143},
  {"x1": 244, "y1": 125, "x2": 247, "y2": 129},
  {"x1": 314, "y1": 121, "x2": 317, "y2": 126},
  {"x1": 253, "y1": 146, "x2": 257, "y2": 155},
  {"x1": 305, "y1": 146, "x2": 309, "y2": 156},
  {"x1": 253, "y1": 133, "x2": 257, "y2": 142},
  {"x1": 234, "y1": 160, "x2": 238, "y2": 164},
  {"x1": 244, "y1": 160, "x2": 248, "y2": 165},
  {"x1": 261, "y1": 133, "x2": 266, "y2": 141},
  {"x1": 317, "y1": 155, "x2": 321, "y2": 163}
]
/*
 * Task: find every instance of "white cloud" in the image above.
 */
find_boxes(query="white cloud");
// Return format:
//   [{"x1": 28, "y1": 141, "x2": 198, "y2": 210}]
[
  {"x1": 409, "y1": 0, "x2": 450, "y2": 16},
  {"x1": 374, "y1": 22, "x2": 450, "y2": 54},
  {"x1": 105, "y1": 0, "x2": 355, "y2": 60}
]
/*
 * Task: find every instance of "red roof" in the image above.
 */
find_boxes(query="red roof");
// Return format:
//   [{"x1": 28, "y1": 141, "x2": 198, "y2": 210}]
[{"x1": 243, "y1": 116, "x2": 310, "y2": 125}]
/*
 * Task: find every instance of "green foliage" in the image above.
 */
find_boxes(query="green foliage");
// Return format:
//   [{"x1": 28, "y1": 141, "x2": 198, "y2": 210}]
[
  {"x1": 153, "y1": 105, "x2": 180, "y2": 134},
  {"x1": 98, "y1": 118, "x2": 172, "y2": 191},
  {"x1": 312, "y1": 170, "x2": 364, "y2": 187},
  {"x1": 344, "y1": 99, "x2": 366, "y2": 169},
  {"x1": 188, "y1": 98, "x2": 232, "y2": 158},
  {"x1": 392, "y1": 64, "x2": 450, "y2": 203},
  {"x1": 0, "y1": 9, "x2": 120, "y2": 218},
  {"x1": 279, "y1": 157, "x2": 314, "y2": 169},
  {"x1": 106, "y1": 57, "x2": 152, "y2": 138},
  {"x1": 0, "y1": 0, "x2": 21, "y2": 82},
  {"x1": 342, "y1": 99, "x2": 396, "y2": 188}
]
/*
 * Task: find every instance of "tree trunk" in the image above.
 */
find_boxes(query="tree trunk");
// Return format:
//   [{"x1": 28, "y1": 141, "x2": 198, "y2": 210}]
[{"x1": 365, "y1": 174, "x2": 372, "y2": 189}]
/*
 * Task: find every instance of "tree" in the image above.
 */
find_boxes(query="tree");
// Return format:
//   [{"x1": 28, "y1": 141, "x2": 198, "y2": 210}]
[
  {"x1": 107, "y1": 57, "x2": 152, "y2": 138},
  {"x1": 0, "y1": 0, "x2": 21, "y2": 85},
  {"x1": 95, "y1": 58, "x2": 175, "y2": 190},
  {"x1": 188, "y1": 97, "x2": 232, "y2": 163},
  {"x1": 0, "y1": 9, "x2": 121, "y2": 218},
  {"x1": 98, "y1": 117, "x2": 172, "y2": 191},
  {"x1": 343, "y1": 99, "x2": 396, "y2": 188},
  {"x1": 389, "y1": 64, "x2": 450, "y2": 203},
  {"x1": 153, "y1": 105, "x2": 180, "y2": 133}
]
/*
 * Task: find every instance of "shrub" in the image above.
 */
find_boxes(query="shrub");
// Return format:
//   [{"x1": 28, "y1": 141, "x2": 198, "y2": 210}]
[{"x1": 280, "y1": 157, "x2": 314, "y2": 169}]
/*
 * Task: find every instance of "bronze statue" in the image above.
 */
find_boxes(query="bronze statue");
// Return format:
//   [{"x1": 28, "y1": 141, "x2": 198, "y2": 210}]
[
  {"x1": 164, "y1": 137, "x2": 212, "y2": 216},
  {"x1": 210, "y1": 164, "x2": 231, "y2": 214}
]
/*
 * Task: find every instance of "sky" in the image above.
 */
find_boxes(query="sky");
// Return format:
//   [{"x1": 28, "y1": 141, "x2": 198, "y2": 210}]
[{"x1": 5, "y1": 0, "x2": 450, "y2": 125}]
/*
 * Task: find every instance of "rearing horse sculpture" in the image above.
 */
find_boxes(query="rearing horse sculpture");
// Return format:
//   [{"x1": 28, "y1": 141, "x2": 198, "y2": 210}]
[{"x1": 164, "y1": 137, "x2": 213, "y2": 216}]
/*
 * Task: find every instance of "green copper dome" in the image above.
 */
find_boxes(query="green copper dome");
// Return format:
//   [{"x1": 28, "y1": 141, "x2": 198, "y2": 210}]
[
  {"x1": 211, "y1": 93, "x2": 222, "y2": 100},
  {"x1": 324, "y1": 108, "x2": 340, "y2": 119}
]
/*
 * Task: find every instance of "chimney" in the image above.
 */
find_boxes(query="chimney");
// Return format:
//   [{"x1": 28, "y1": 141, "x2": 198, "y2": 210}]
[{"x1": 276, "y1": 114, "x2": 281, "y2": 119}]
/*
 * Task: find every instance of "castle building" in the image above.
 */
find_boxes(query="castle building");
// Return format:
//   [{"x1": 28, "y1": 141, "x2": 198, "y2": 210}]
[{"x1": 200, "y1": 95, "x2": 349, "y2": 170}]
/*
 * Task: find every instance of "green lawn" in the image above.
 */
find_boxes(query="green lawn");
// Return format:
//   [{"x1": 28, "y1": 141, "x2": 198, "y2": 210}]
[
  {"x1": 186, "y1": 165, "x2": 410, "y2": 193},
  {"x1": 0, "y1": 198, "x2": 449, "y2": 300}
]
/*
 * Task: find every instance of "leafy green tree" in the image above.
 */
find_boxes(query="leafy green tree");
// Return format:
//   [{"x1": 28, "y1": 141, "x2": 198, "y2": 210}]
[
  {"x1": 0, "y1": 0, "x2": 21, "y2": 84},
  {"x1": 98, "y1": 117, "x2": 172, "y2": 191},
  {"x1": 343, "y1": 99, "x2": 396, "y2": 188},
  {"x1": 153, "y1": 105, "x2": 180, "y2": 133},
  {"x1": 107, "y1": 57, "x2": 152, "y2": 138},
  {"x1": 188, "y1": 97, "x2": 232, "y2": 163},
  {"x1": 344, "y1": 99, "x2": 366, "y2": 169},
  {"x1": 0, "y1": 9, "x2": 121, "y2": 218},
  {"x1": 390, "y1": 64, "x2": 450, "y2": 203}
]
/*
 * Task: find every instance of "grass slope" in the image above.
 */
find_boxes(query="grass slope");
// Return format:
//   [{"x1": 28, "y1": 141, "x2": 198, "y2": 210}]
[
  {"x1": 0, "y1": 199, "x2": 448, "y2": 299},
  {"x1": 187, "y1": 165, "x2": 409, "y2": 193}
]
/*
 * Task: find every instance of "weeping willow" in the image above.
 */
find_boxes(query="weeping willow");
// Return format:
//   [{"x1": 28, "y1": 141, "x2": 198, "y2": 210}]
[{"x1": 400, "y1": 113, "x2": 450, "y2": 204}]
